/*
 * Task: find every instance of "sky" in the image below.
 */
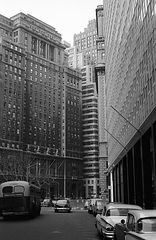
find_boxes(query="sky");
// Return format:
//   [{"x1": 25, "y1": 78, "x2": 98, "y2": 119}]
[{"x1": 1, "y1": 0, "x2": 102, "y2": 45}]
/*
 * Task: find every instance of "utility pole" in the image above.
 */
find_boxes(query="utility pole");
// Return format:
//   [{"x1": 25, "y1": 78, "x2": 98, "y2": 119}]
[{"x1": 63, "y1": 159, "x2": 66, "y2": 198}]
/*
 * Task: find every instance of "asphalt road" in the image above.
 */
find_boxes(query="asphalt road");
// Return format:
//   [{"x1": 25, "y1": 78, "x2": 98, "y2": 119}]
[{"x1": 0, "y1": 207, "x2": 100, "y2": 240}]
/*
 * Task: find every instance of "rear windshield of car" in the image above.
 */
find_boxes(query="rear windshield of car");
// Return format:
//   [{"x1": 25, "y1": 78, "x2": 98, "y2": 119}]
[
  {"x1": 106, "y1": 208, "x2": 131, "y2": 216},
  {"x1": 57, "y1": 200, "x2": 68, "y2": 205},
  {"x1": 97, "y1": 201, "x2": 105, "y2": 206},
  {"x1": 138, "y1": 218, "x2": 156, "y2": 232}
]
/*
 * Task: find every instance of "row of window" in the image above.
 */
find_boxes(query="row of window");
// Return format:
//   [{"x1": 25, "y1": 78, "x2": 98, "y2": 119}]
[{"x1": 85, "y1": 179, "x2": 99, "y2": 185}]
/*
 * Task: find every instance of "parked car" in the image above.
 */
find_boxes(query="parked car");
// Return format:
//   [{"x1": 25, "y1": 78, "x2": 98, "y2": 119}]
[
  {"x1": 114, "y1": 209, "x2": 156, "y2": 240},
  {"x1": 41, "y1": 198, "x2": 51, "y2": 207},
  {"x1": 92, "y1": 199, "x2": 106, "y2": 216},
  {"x1": 51, "y1": 199, "x2": 57, "y2": 207},
  {"x1": 88, "y1": 198, "x2": 101, "y2": 214},
  {"x1": 95, "y1": 202, "x2": 142, "y2": 239},
  {"x1": 84, "y1": 199, "x2": 90, "y2": 210},
  {"x1": 54, "y1": 199, "x2": 71, "y2": 213}
]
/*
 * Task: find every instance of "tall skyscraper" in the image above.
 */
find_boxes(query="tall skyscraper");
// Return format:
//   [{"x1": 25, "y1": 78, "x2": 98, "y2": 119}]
[
  {"x1": 95, "y1": 5, "x2": 108, "y2": 201},
  {"x1": 102, "y1": 0, "x2": 156, "y2": 208},
  {"x1": 0, "y1": 13, "x2": 83, "y2": 198},
  {"x1": 67, "y1": 20, "x2": 100, "y2": 198}
]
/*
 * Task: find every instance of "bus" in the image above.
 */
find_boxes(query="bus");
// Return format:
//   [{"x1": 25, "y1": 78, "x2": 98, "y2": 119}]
[{"x1": 0, "y1": 180, "x2": 41, "y2": 218}]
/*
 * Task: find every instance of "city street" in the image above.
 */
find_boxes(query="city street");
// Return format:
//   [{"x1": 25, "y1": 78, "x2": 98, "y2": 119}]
[{"x1": 0, "y1": 207, "x2": 100, "y2": 240}]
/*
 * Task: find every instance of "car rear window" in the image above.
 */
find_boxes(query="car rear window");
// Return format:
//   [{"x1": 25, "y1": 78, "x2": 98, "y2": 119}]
[
  {"x1": 57, "y1": 200, "x2": 68, "y2": 205},
  {"x1": 107, "y1": 208, "x2": 130, "y2": 216},
  {"x1": 139, "y1": 218, "x2": 156, "y2": 232}
]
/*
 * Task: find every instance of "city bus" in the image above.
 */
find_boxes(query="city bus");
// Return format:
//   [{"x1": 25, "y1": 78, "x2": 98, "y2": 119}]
[{"x1": 0, "y1": 180, "x2": 41, "y2": 218}]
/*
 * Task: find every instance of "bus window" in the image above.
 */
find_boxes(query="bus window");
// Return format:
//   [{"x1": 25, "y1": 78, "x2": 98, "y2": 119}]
[
  {"x1": 14, "y1": 186, "x2": 24, "y2": 193},
  {"x1": 2, "y1": 186, "x2": 13, "y2": 194}
]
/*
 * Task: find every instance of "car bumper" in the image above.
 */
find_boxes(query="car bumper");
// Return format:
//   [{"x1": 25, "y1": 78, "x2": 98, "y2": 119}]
[
  {"x1": 102, "y1": 230, "x2": 114, "y2": 239},
  {"x1": 55, "y1": 208, "x2": 71, "y2": 212},
  {"x1": 2, "y1": 211, "x2": 29, "y2": 216}
]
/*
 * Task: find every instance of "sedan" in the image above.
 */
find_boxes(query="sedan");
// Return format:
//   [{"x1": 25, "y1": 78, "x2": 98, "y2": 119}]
[
  {"x1": 95, "y1": 202, "x2": 142, "y2": 240},
  {"x1": 115, "y1": 209, "x2": 156, "y2": 240},
  {"x1": 92, "y1": 199, "x2": 106, "y2": 216},
  {"x1": 54, "y1": 199, "x2": 71, "y2": 213},
  {"x1": 41, "y1": 198, "x2": 51, "y2": 207}
]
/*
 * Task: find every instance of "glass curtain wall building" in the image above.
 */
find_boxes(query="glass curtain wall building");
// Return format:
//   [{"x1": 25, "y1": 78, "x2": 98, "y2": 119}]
[{"x1": 103, "y1": 0, "x2": 156, "y2": 208}]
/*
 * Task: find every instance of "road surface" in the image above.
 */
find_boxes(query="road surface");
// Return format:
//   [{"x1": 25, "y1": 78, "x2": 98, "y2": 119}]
[{"x1": 0, "y1": 207, "x2": 100, "y2": 240}]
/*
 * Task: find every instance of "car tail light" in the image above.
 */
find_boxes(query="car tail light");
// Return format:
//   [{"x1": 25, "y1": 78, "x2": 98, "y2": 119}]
[{"x1": 138, "y1": 221, "x2": 143, "y2": 231}]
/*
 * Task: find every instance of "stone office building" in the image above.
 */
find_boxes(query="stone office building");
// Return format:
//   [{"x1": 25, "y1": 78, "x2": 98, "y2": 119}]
[{"x1": 0, "y1": 13, "x2": 83, "y2": 198}]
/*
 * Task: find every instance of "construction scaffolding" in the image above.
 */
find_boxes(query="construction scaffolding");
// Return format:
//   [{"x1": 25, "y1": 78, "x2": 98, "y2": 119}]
[{"x1": 0, "y1": 146, "x2": 84, "y2": 199}]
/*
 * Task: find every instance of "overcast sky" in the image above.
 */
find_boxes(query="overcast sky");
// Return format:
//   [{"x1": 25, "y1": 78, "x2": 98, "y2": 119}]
[{"x1": 1, "y1": 0, "x2": 102, "y2": 45}]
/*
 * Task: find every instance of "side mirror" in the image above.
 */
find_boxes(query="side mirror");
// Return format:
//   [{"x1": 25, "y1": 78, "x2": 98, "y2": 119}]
[{"x1": 121, "y1": 219, "x2": 125, "y2": 224}]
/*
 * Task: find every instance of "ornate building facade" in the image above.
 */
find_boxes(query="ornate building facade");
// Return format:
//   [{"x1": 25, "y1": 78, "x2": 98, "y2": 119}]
[
  {"x1": 0, "y1": 13, "x2": 83, "y2": 199},
  {"x1": 95, "y1": 5, "x2": 108, "y2": 201}
]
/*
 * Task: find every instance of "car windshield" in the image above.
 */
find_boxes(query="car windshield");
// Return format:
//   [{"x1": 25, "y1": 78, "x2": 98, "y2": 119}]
[
  {"x1": 138, "y1": 218, "x2": 156, "y2": 232},
  {"x1": 106, "y1": 208, "x2": 130, "y2": 216}
]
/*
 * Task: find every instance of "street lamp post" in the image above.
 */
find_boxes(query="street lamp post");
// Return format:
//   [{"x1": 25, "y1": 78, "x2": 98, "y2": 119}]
[
  {"x1": 52, "y1": 180, "x2": 59, "y2": 198},
  {"x1": 63, "y1": 159, "x2": 66, "y2": 198},
  {"x1": 57, "y1": 159, "x2": 66, "y2": 198}
]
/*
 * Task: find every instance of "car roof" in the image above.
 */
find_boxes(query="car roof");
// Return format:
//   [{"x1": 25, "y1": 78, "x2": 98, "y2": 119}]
[
  {"x1": 106, "y1": 202, "x2": 142, "y2": 210},
  {"x1": 128, "y1": 209, "x2": 156, "y2": 219}
]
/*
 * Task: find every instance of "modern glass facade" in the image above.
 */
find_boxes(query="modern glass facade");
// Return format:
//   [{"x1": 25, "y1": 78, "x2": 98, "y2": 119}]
[{"x1": 103, "y1": 0, "x2": 156, "y2": 208}]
